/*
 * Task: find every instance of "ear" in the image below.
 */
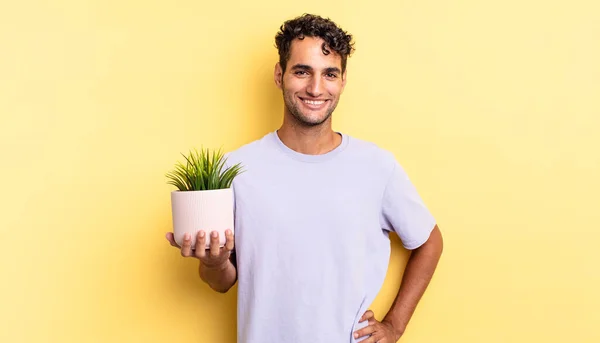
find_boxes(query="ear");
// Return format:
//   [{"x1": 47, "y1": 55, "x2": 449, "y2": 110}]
[
  {"x1": 341, "y1": 69, "x2": 348, "y2": 92},
  {"x1": 274, "y1": 62, "x2": 283, "y2": 90}
]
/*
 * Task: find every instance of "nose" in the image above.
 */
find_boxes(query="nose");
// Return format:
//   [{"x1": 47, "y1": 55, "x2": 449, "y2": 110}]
[{"x1": 306, "y1": 76, "x2": 323, "y2": 97}]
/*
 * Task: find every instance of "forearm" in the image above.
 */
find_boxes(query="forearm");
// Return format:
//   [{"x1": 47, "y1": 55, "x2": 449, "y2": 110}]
[
  {"x1": 383, "y1": 226, "x2": 443, "y2": 338},
  {"x1": 199, "y1": 259, "x2": 237, "y2": 293}
]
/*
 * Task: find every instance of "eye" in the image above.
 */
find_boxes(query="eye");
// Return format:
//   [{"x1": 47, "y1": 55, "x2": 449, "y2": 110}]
[
  {"x1": 326, "y1": 73, "x2": 338, "y2": 78},
  {"x1": 295, "y1": 71, "x2": 308, "y2": 76}
]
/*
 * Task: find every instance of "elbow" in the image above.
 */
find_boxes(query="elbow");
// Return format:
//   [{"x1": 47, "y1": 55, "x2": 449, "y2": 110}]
[
  {"x1": 211, "y1": 283, "x2": 235, "y2": 293},
  {"x1": 213, "y1": 287, "x2": 230, "y2": 294}
]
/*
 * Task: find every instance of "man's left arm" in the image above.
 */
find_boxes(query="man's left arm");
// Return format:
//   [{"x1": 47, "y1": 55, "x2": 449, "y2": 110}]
[
  {"x1": 354, "y1": 224, "x2": 443, "y2": 342},
  {"x1": 382, "y1": 224, "x2": 443, "y2": 340}
]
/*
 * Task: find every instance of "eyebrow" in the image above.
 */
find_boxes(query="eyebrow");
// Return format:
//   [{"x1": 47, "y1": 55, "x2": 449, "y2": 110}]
[{"x1": 290, "y1": 64, "x2": 341, "y2": 74}]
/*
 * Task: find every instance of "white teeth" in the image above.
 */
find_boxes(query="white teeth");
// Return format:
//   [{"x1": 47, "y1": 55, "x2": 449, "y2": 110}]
[{"x1": 303, "y1": 99, "x2": 325, "y2": 105}]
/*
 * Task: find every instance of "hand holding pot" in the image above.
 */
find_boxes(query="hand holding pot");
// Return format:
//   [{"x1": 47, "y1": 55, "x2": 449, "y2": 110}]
[{"x1": 166, "y1": 229, "x2": 235, "y2": 268}]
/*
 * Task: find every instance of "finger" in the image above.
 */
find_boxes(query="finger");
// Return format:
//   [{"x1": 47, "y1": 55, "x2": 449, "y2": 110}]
[
  {"x1": 360, "y1": 309, "x2": 374, "y2": 322},
  {"x1": 358, "y1": 329, "x2": 384, "y2": 343},
  {"x1": 353, "y1": 323, "x2": 376, "y2": 340},
  {"x1": 360, "y1": 335, "x2": 381, "y2": 343},
  {"x1": 180, "y1": 233, "x2": 193, "y2": 257},
  {"x1": 209, "y1": 231, "x2": 220, "y2": 257},
  {"x1": 225, "y1": 229, "x2": 234, "y2": 251},
  {"x1": 165, "y1": 232, "x2": 180, "y2": 247},
  {"x1": 195, "y1": 231, "x2": 206, "y2": 258}
]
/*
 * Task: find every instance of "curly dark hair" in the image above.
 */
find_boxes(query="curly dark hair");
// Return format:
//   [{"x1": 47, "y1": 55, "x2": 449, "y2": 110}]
[{"x1": 274, "y1": 13, "x2": 355, "y2": 74}]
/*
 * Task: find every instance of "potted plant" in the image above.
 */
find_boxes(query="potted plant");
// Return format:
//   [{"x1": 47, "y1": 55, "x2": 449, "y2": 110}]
[{"x1": 166, "y1": 147, "x2": 243, "y2": 249}]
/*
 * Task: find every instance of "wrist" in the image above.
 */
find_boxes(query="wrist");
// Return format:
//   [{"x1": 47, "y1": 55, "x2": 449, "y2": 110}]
[
  {"x1": 201, "y1": 258, "x2": 231, "y2": 271},
  {"x1": 382, "y1": 317, "x2": 405, "y2": 341}
]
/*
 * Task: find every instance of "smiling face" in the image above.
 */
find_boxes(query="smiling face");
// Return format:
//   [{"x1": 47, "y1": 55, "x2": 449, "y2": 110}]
[{"x1": 274, "y1": 36, "x2": 347, "y2": 127}]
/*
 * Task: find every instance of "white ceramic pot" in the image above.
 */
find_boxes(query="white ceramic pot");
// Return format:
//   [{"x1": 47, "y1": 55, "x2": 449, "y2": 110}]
[{"x1": 170, "y1": 188, "x2": 234, "y2": 249}]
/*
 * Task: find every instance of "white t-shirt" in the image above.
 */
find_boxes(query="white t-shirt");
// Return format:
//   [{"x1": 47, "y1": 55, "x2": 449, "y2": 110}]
[{"x1": 224, "y1": 131, "x2": 436, "y2": 343}]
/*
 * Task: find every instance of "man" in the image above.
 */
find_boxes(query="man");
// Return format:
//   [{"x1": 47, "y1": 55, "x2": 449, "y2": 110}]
[{"x1": 166, "y1": 13, "x2": 443, "y2": 343}]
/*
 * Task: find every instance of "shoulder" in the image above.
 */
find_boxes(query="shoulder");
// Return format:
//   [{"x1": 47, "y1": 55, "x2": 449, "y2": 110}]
[
  {"x1": 344, "y1": 133, "x2": 400, "y2": 175},
  {"x1": 223, "y1": 131, "x2": 275, "y2": 166}
]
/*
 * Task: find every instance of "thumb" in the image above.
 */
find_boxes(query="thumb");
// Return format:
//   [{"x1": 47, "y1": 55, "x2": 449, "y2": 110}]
[{"x1": 165, "y1": 232, "x2": 178, "y2": 247}]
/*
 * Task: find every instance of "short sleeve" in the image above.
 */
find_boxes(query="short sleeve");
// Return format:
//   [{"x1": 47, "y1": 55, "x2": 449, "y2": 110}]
[{"x1": 379, "y1": 160, "x2": 436, "y2": 250}]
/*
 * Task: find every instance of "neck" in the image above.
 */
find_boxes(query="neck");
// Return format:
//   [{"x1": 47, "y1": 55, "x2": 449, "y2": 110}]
[{"x1": 277, "y1": 115, "x2": 341, "y2": 155}]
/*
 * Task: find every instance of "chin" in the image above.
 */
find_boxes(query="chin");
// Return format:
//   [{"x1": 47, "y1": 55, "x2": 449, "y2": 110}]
[
  {"x1": 285, "y1": 102, "x2": 333, "y2": 127},
  {"x1": 297, "y1": 113, "x2": 331, "y2": 127}
]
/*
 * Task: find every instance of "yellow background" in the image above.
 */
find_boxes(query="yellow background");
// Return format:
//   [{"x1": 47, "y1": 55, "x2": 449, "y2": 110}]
[{"x1": 1, "y1": 0, "x2": 599, "y2": 342}]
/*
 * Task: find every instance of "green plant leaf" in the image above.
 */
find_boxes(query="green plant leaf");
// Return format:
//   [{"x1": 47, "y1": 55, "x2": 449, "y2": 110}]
[{"x1": 165, "y1": 146, "x2": 244, "y2": 191}]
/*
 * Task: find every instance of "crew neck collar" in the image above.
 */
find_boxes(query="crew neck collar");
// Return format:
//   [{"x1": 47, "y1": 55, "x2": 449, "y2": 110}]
[{"x1": 271, "y1": 130, "x2": 349, "y2": 163}]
